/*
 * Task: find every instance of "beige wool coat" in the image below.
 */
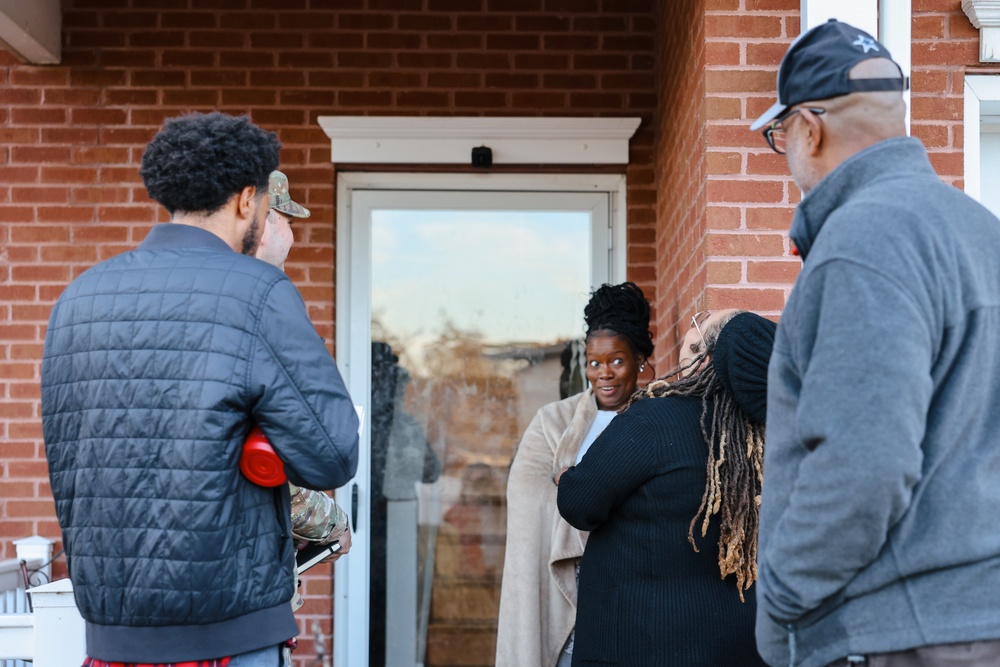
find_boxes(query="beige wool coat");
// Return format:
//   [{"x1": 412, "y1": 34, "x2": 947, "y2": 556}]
[{"x1": 496, "y1": 389, "x2": 597, "y2": 667}]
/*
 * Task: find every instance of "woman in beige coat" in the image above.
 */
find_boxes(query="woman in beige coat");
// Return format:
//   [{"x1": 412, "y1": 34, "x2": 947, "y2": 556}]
[{"x1": 496, "y1": 282, "x2": 654, "y2": 667}]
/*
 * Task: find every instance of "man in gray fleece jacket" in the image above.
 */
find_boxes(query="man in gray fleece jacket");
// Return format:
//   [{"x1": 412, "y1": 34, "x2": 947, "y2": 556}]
[{"x1": 750, "y1": 20, "x2": 1000, "y2": 667}]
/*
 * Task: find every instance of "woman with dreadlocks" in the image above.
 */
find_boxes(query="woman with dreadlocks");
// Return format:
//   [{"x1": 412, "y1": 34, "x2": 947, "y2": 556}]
[
  {"x1": 557, "y1": 310, "x2": 775, "y2": 666},
  {"x1": 496, "y1": 282, "x2": 654, "y2": 667}
]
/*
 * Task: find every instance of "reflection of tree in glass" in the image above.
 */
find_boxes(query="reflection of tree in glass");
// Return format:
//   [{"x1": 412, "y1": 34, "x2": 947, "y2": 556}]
[
  {"x1": 420, "y1": 321, "x2": 494, "y2": 380},
  {"x1": 370, "y1": 318, "x2": 570, "y2": 666},
  {"x1": 371, "y1": 313, "x2": 410, "y2": 365},
  {"x1": 398, "y1": 322, "x2": 557, "y2": 666},
  {"x1": 370, "y1": 341, "x2": 440, "y2": 667}
]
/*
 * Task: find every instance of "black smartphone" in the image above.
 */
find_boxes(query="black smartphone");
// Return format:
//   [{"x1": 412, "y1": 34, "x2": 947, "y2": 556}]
[{"x1": 295, "y1": 541, "x2": 342, "y2": 574}]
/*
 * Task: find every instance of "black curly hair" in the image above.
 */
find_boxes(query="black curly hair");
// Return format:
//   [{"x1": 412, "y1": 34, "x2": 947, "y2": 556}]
[
  {"x1": 140, "y1": 112, "x2": 281, "y2": 215},
  {"x1": 583, "y1": 282, "x2": 654, "y2": 359}
]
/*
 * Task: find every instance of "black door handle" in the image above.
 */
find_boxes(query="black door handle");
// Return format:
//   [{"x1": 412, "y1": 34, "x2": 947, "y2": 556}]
[{"x1": 351, "y1": 482, "x2": 359, "y2": 532}]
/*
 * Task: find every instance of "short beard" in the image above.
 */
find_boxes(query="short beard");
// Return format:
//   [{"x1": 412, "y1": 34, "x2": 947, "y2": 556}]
[{"x1": 240, "y1": 204, "x2": 263, "y2": 255}]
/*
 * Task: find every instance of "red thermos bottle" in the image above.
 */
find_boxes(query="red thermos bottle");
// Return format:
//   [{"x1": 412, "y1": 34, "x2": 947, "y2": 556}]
[{"x1": 240, "y1": 426, "x2": 287, "y2": 487}]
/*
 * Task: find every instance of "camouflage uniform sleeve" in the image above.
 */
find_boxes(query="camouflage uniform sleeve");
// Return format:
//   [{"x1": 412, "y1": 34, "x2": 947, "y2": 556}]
[{"x1": 289, "y1": 483, "x2": 349, "y2": 544}]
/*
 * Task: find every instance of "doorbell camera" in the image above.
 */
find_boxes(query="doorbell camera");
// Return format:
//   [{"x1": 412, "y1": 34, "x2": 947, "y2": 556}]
[{"x1": 471, "y1": 146, "x2": 492, "y2": 168}]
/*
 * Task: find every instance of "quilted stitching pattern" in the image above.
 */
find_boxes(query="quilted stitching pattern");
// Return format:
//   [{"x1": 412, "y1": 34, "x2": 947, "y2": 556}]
[{"x1": 42, "y1": 233, "x2": 358, "y2": 628}]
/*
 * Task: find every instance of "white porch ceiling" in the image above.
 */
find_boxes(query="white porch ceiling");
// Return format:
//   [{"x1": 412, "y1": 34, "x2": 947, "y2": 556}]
[{"x1": 0, "y1": 0, "x2": 61, "y2": 65}]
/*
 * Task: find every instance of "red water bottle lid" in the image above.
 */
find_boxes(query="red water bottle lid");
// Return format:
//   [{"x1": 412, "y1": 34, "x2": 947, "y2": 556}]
[{"x1": 240, "y1": 426, "x2": 287, "y2": 487}]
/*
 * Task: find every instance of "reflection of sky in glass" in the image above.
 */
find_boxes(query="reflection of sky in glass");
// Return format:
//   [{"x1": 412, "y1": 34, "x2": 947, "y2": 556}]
[{"x1": 372, "y1": 210, "x2": 591, "y2": 346}]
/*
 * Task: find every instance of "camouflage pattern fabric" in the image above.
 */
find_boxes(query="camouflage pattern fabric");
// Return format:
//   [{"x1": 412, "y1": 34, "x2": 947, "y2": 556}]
[
  {"x1": 267, "y1": 170, "x2": 310, "y2": 219},
  {"x1": 289, "y1": 484, "x2": 348, "y2": 544}
]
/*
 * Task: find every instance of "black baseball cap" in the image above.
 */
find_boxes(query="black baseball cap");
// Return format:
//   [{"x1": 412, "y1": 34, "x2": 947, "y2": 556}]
[{"x1": 750, "y1": 19, "x2": 909, "y2": 131}]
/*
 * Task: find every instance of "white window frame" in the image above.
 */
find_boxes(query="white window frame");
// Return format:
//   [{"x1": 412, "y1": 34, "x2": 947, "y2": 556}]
[
  {"x1": 332, "y1": 172, "x2": 627, "y2": 667},
  {"x1": 963, "y1": 75, "x2": 1000, "y2": 202},
  {"x1": 319, "y1": 113, "x2": 640, "y2": 667},
  {"x1": 801, "y1": 0, "x2": 879, "y2": 35},
  {"x1": 800, "y1": 0, "x2": 912, "y2": 130}
]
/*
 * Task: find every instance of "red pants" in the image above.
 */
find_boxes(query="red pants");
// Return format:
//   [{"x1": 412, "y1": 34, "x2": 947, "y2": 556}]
[{"x1": 83, "y1": 658, "x2": 231, "y2": 667}]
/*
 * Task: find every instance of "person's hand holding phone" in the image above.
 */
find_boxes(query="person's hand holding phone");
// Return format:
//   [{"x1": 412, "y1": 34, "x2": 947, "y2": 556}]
[{"x1": 323, "y1": 525, "x2": 351, "y2": 563}]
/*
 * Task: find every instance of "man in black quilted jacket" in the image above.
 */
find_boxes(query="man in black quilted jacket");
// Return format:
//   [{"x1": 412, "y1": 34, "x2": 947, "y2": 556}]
[{"x1": 41, "y1": 112, "x2": 360, "y2": 667}]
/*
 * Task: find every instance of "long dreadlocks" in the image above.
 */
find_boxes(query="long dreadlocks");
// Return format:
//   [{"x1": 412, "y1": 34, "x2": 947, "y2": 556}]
[{"x1": 625, "y1": 311, "x2": 765, "y2": 600}]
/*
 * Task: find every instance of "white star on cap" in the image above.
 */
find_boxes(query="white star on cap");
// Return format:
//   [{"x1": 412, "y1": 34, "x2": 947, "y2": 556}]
[{"x1": 852, "y1": 35, "x2": 880, "y2": 53}]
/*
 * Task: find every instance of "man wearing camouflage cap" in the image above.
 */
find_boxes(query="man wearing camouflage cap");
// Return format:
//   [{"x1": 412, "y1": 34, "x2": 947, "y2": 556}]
[
  {"x1": 255, "y1": 170, "x2": 351, "y2": 667},
  {"x1": 256, "y1": 170, "x2": 352, "y2": 565},
  {"x1": 754, "y1": 19, "x2": 1000, "y2": 667}
]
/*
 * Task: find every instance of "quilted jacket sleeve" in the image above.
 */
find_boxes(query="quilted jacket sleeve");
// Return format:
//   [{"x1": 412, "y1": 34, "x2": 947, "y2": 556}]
[{"x1": 249, "y1": 277, "x2": 359, "y2": 490}]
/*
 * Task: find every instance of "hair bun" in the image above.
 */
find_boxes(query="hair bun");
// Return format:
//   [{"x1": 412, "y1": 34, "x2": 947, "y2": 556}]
[{"x1": 584, "y1": 282, "x2": 654, "y2": 358}]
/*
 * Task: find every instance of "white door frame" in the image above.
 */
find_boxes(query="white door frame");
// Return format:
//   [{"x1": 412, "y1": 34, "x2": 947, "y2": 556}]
[{"x1": 332, "y1": 172, "x2": 627, "y2": 667}]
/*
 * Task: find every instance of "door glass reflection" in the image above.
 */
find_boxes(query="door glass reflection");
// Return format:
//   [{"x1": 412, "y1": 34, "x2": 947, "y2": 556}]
[{"x1": 369, "y1": 210, "x2": 592, "y2": 666}]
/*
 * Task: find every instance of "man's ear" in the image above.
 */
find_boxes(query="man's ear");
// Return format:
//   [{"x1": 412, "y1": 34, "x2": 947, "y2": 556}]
[
  {"x1": 237, "y1": 185, "x2": 257, "y2": 219},
  {"x1": 802, "y1": 110, "x2": 824, "y2": 157}
]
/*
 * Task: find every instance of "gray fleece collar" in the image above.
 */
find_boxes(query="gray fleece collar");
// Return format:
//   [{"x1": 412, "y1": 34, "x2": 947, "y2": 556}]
[{"x1": 790, "y1": 136, "x2": 934, "y2": 260}]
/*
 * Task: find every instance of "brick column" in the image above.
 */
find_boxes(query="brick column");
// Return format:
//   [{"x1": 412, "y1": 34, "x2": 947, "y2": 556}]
[
  {"x1": 653, "y1": 0, "x2": 799, "y2": 370},
  {"x1": 912, "y1": 0, "x2": 979, "y2": 189}
]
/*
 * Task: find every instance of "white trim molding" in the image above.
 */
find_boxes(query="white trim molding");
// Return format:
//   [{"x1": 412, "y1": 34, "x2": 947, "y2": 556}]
[
  {"x1": 964, "y1": 0, "x2": 1000, "y2": 62},
  {"x1": 317, "y1": 116, "x2": 641, "y2": 165}
]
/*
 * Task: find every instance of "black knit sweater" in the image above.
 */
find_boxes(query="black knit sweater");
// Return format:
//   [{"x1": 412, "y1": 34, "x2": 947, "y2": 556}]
[{"x1": 557, "y1": 396, "x2": 767, "y2": 667}]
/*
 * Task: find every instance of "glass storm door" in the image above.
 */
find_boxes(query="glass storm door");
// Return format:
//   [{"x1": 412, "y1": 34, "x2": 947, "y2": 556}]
[{"x1": 335, "y1": 180, "x2": 618, "y2": 667}]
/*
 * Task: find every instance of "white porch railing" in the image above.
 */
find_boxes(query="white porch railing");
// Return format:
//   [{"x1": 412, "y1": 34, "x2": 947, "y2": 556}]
[
  {"x1": 0, "y1": 579, "x2": 86, "y2": 666},
  {"x1": 0, "y1": 537, "x2": 86, "y2": 667}
]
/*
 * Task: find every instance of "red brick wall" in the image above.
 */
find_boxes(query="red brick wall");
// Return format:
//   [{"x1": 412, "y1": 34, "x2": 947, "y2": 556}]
[
  {"x1": 912, "y1": 0, "x2": 979, "y2": 188},
  {"x1": 689, "y1": 0, "x2": 981, "y2": 376},
  {"x1": 653, "y1": 0, "x2": 799, "y2": 370},
  {"x1": 705, "y1": 0, "x2": 800, "y2": 332},
  {"x1": 8, "y1": 0, "x2": 975, "y2": 659},
  {"x1": 652, "y1": 0, "x2": 706, "y2": 371},
  {"x1": 0, "y1": 0, "x2": 658, "y2": 662}
]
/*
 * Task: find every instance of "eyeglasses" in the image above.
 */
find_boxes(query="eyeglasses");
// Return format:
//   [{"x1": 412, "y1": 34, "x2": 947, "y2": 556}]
[
  {"x1": 691, "y1": 310, "x2": 710, "y2": 348},
  {"x1": 677, "y1": 311, "x2": 711, "y2": 375},
  {"x1": 762, "y1": 107, "x2": 826, "y2": 154}
]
